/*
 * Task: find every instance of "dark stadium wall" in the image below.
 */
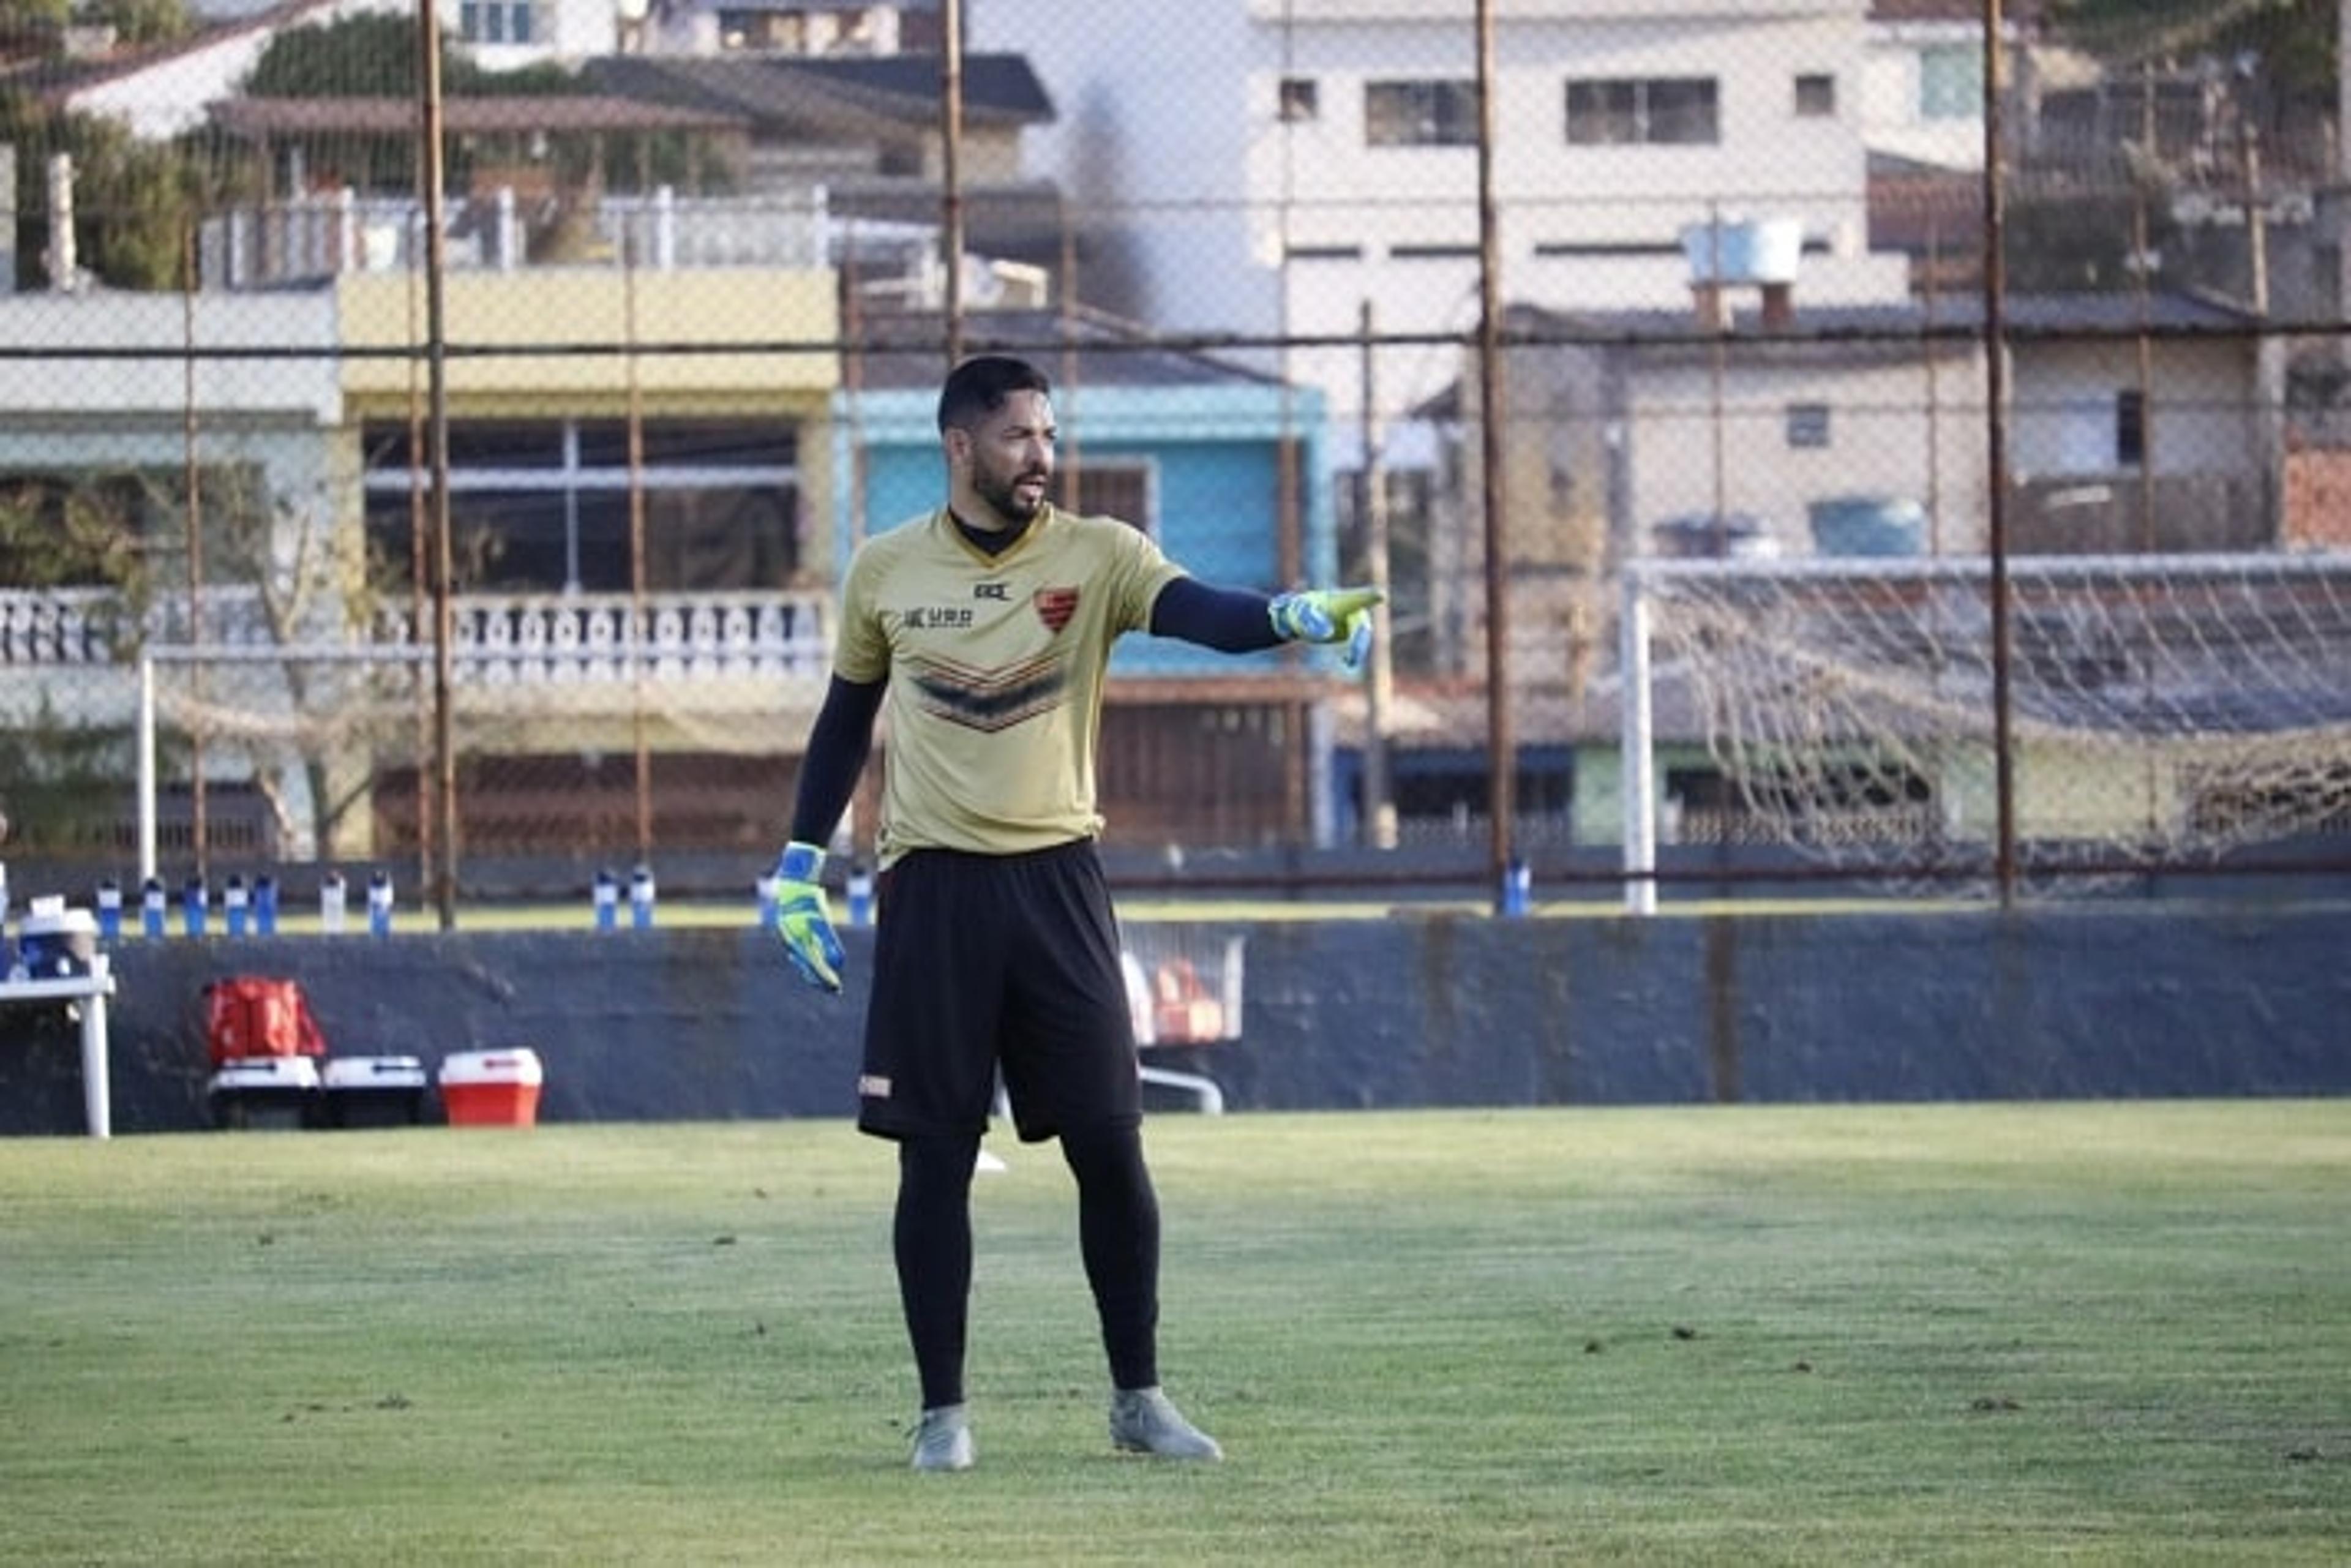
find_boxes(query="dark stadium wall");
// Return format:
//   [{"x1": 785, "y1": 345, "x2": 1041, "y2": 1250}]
[{"x1": 3, "y1": 904, "x2": 2348, "y2": 1135}]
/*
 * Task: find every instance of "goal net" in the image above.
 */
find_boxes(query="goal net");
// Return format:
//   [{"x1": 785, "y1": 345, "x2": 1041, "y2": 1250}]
[{"x1": 1624, "y1": 552, "x2": 2351, "y2": 887}]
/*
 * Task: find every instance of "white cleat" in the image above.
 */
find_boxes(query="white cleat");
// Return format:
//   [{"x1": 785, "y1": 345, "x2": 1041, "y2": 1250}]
[
  {"x1": 1108, "y1": 1386, "x2": 1223, "y2": 1461},
  {"x1": 910, "y1": 1403, "x2": 976, "y2": 1472}
]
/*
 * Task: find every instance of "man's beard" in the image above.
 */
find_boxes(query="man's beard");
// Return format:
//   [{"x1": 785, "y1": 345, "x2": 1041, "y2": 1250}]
[{"x1": 973, "y1": 460, "x2": 1049, "y2": 525}]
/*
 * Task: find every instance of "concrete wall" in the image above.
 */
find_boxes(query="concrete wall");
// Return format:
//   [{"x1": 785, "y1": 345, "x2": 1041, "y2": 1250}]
[{"x1": 3, "y1": 903, "x2": 2346, "y2": 1137}]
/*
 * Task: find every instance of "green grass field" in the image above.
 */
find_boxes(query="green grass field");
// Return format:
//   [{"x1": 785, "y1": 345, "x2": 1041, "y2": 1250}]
[{"x1": 4, "y1": 1103, "x2": 2345, "y2": 1565}]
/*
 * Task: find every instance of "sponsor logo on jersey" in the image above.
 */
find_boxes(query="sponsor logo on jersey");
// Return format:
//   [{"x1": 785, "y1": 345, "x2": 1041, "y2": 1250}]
[
  {"x1": 975, "y1": 582, "x2": 1010, "y2": 601},
  {"x1": 858, "y1": 1073, "x2": 892, "y2": 1100},
  {"x1": 1034, "y1": 585, "x2": 1079, "y2": 633},
  {"x1": 902, "y1": 605, "x2": 976, "y2": 631}
]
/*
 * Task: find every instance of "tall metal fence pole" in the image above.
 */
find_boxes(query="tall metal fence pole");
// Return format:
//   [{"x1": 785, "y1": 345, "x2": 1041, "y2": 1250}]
[
  {"x1": 1474, "y1": 0, "x2": 1515, "y2": 909},
  {"x1": 1981, "y1": 0, "x2": 2018, "y2": 906},
  {"x1": 940, "y1": 0, "x2": 965, "y2": 369},
  {"x1": 418, "y1": 0, "x2": 459, "y2": 929}
]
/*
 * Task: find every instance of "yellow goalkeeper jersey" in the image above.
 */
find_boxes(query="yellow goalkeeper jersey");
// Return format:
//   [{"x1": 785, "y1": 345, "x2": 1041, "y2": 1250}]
[{"x1": 833, "y1": 504, "x2": 1185, "y2": 866}]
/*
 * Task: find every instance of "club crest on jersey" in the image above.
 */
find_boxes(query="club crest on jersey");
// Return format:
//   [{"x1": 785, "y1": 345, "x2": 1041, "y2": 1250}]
[{"x1": 1033, "y1": 585, "x2": 1079, "y2": 633}]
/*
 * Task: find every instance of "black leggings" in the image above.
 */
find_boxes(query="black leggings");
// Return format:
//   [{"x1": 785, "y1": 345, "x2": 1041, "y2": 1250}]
[{"x1": 894, "y1": 1122, "x2": 1161, "y2": 1409}]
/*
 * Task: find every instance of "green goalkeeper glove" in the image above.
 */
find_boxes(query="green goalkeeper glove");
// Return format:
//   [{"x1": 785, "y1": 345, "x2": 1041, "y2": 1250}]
[
  {"x1": 771, "y1": 841, "x2": 846, "y2": 994},
  {"x1": 1269, "y1": 585, "x2": 1384, "y2": 671}
]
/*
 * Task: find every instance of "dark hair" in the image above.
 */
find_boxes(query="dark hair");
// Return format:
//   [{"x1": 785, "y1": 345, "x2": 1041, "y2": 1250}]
[{"x1": 937, "y1": 355, "x2": 1051, "y2": 433}]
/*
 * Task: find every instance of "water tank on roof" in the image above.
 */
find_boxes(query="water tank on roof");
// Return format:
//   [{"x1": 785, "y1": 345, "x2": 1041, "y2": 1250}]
[
  {"x1": 1680, "y1": 217, "x2": 1804, "y2": 287},
  {"x1": 1808, "y1": 495, "x2": 1927, "y2": 558}
]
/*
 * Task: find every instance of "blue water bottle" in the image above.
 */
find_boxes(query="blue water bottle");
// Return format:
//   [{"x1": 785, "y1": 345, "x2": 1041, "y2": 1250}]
[
  {"x1": 320, "y1": 871, "x2": 347, "y2": 935},
  {"x1": 141, "y1": 877, "x2": 167, "y2": 939},
  {"x1": 96, "y1": 878, "x2": 122, "y2": 943},
  {"x1": 181, "y1": 875, "x2": 209, "y2": 938},
  {"x1": 253, "y1": 875, "x2": 278, "y2": 936},
  {"x1": 224, "y1": 874, "x2": 249, "y2": 937},
  {"x1": 847, "y1": 863, "x2": 874, "y2": 928},
  {"x1": 367, "y1": 870, "x2": 394, "y2": 937},
  {"x1": 629, "y1": 866, "x2": 656, "y2": 931},
  {"x1": 593, "y1": 869, "x2": 619, "y2": 932},
  {"x1": 1499, "y1": 858, "x2": 1531, "y2": 918}
]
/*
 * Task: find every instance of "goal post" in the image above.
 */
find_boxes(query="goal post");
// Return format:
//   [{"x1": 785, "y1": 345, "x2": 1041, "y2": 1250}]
[
  {"x1": 134, "y1": 630, "x2": 828, "y2": 880},
  {"x1": 137, "y1": 643, "x2": 434, "y2": 883},
  {"x1": 1619, "y1": 550, "x2": 2351, "y2": 907}
]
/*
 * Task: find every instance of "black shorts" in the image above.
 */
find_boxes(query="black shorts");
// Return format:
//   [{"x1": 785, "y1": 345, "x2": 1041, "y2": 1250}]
[{"x1": 856, "y1": 839, "x2": 1140, "y2": 1144}]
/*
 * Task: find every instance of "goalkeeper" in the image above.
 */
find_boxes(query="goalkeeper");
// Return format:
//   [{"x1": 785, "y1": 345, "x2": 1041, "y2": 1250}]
[{"x1": 772, "y1": 354, "x2": 1378, "y2": 1473}]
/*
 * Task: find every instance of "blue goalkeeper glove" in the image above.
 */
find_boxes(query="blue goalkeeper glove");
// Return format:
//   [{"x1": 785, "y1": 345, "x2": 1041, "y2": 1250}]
[
  {"x1": 1269, "y1": 585, "x2": 1384, "y2": 671},
  {"x1": 771, "y1": 841, "x2": 846, "y2": 994}
]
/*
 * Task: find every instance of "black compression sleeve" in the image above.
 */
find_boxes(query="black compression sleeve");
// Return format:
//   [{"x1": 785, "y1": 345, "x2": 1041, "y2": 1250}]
[
  {"x1": 787, "y1": 674, "x2": 885, "y2": 847},
  {"x1": 1148, "y1": 576, "x2": 1282, "y2": 653}
]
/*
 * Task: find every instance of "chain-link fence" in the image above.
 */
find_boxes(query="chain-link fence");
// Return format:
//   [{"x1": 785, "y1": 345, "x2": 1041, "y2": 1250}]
[{"x1": 1, "y1": 0, "x2": 2345, "y2": 914}]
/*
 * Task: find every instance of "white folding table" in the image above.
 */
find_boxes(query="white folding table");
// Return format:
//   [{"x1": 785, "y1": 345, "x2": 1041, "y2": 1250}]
[{"x1": 0, "y1": 957, "x2": 118, "y2": 1138}]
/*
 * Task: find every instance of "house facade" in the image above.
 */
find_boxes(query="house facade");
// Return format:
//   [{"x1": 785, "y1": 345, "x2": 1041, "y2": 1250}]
[
  {"x1": 0, "y1": 258, "x2": 842, "y2": 866},
  {"x1": 1399, "y1": 280, "x2": 2278, "y2": 857}
]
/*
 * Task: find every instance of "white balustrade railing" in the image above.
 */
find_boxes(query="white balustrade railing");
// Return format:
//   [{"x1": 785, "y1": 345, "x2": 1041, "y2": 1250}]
[
  {"x1": 374, "y1": 591, "x2": 833, "y2": 684},
  {"x1": 2, "y1": 588, "x2": 832, "y2": 683},
  {"x1": 0, "y1": 588, "x2": 119, "y2": 665}
]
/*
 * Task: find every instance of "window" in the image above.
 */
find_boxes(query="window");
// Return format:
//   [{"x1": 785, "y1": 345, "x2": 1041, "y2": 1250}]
[
  {"x1": 2115, "y1": 389, "x2": 2145, "y2": 468},
  {"x1": 1794, "y1": 73, "x2": 1837, "y2": 118},
  {"x1": 460, "y1": 1, "x2": 532, "y2": 43},
  {"x1": 1278, "y1": 78, "x2": 1319, "y2": 123},
  {"x1": 362, "y1": 418, "x2": 800, "y2": 593},
  {"x1": 1566, "y1": 78, "x2": 1719, "y2": 146},
  {"x1": 1919, "y1": 44, "x2": 1981, "y2": 121},
  {"x1": 1336, "y1": 468, "x2": 1434, "y2": 545},
  {"x1": 1366, "y1": 80, "x2": 1479, "y2": 148},
  {"x1": 1056, "y1": 460, "x2": 1155, "y2": 537},
  {"x1": 1786, "y1": 403, "x2": 1832, "y2": 449}
]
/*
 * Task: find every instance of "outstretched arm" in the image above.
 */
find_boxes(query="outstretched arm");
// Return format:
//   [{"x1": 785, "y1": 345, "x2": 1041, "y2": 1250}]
[
  {"x1": 1150, "y1": 576, "x2": 1384, "y2": 669},
  {"x1": 1149, "y1": 577, "x2": 1283, "y2": 651}
]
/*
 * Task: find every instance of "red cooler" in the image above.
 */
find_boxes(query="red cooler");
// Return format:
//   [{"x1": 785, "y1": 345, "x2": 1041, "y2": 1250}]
[{"x1": 437, "y1": 1049, "x2": 543, "y2": 1127}]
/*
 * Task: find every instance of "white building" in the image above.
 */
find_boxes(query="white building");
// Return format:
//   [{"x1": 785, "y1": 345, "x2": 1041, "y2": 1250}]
[
  {"x1": 973, "y1": 0, "x2": 1913, "y2": 466},
  {"x1": 1858, "y1": 0, "x2": 1990, "y2": 172},
  {"x1": 62, "y1": 0, "x2": 634, "y2": 140}
]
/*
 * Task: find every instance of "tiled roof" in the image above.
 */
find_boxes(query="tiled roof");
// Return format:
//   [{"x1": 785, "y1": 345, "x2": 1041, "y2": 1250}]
[
  {"x1": 846, "y1": 307, "x2": 1284, "y2": 393},
  {"x1": 208, "y1": 95, "x2": 748, "y2": 137},
  {"x1": 587, "y1": 51, "x2": 1052, "y2": 131},
  {"x1": 1515, "y1": 290, "x2": 2259, "y2": 340}
]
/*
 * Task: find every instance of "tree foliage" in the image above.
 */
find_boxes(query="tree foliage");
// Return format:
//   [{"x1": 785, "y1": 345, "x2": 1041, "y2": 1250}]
[
  {"x1": 2045, "y1": 0, "x2": 2335, "y2": 108},
  {"x1": 0, "y1": 89, "x2": 206, "y2": 290},
  {"x1": 245, "y1": 13, "x2": 576, "y2": 100},
  {"x1": 88, "y1": 0, "x2": 192, "y2": 50}
]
